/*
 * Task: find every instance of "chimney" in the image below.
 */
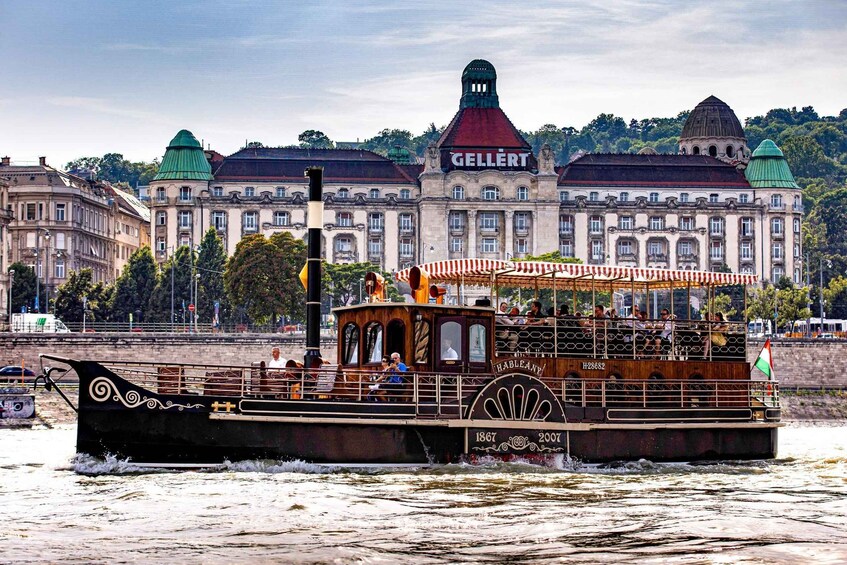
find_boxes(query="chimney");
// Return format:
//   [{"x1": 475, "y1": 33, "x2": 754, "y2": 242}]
[
  {"x1": 39, "y1": 156, "x2": 46, "y2": 166},
  {"x1": 1, "y1": 156, "x2": 9, "y2": 166}
]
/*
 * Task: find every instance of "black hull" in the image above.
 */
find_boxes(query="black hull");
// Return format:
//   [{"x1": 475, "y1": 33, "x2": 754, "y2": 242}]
[{"x1": 66, "y1": 359, "x2": 779, "y2": 465}]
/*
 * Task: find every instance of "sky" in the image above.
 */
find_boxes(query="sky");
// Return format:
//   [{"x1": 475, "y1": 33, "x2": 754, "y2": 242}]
[{"x1": 1, "y1": 0, "x2": 845, "y2": 168}]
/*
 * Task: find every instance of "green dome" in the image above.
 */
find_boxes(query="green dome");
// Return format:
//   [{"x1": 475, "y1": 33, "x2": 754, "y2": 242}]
[
  {"x1": 745, "y1": 139, "x2": 799, "y2": 189},
  {"x1": 153, "y1": 129, "x2": 213, "y2": 181},
  {"x1": 387, "y1": 145, "x2": 413, "y2": 164}
]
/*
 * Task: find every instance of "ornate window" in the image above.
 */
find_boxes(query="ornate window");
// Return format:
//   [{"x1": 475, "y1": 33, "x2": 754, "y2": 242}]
[
  {"x1": 369, "y1": 188, "x2": 380, "y2": 199},
  {"x1": 337, "y1": 212, "x2": 352, "y2": 227},
  {"x1": 771, "y1": 218, "x2": 784, "y2": 235},
  {"x1": 589, "y1": 215, "x2": 603, "y2": 234},
  {"x1": 212, "y1": 211, "x2": 226, "y2": 231},
  {"x1": 212, "y1": 186, "x2": 223, "y2": 197},
  {"x1": 679, "y1": 193, "x2": 689, "y2": 203},
  {"x1": 452, "y1": 185, "x2": 465, "y2": 200},
  {"x1": 679, "y1": 216, "x2": 694, "y2": 231},
  {"x1": 178, "y1": 211, "x2": 192, "y2": 228},
  {"x1": 559, "y1": 215, "x2": 574, "y2": 234},
  {"x1": 741, "y1": 217, "x2": 753, "y2": 237},
  {"x1": 273, "y1": 211, "x2": 289, "y2": 226},
  {"x1": 275, "y1": 187, "x2": 286, "y2": 198},
  {"x1": 618, "y1": 216, "x2": 633, "y2": 230},
  {"x1": 709, "y1": 193, "x2": 719, "y2": 203},
  {"x1": 619, "y1": 192, "x2": 629, "y2": 202},
  {"x1": 179, "y1": 186, "x2": 192, "y2": 202},
  {"x1": 400, "y1": 188, "x2": 411, "y2": 200},
  {"x1": 517, "y1": 186, "x2": 529, "y2": 201},
  {"x1": 243, "y1": 212, "x2": 258, "y2": 232},
  {"x1": 337, "y1": 188, "x2": 349, "y2": 199},
  {"x1": 709, "y1": 217, "x2": 724, "y2": 236},
  {"x1": 480, "y1": 212, "x2": 498, "y2": 230},
  {"x1": 558, "y1": 190, "x2": 569, "y2": 202},
  {"x1": 482, "y1": 237, "x2": 498, "y2": 253},
  {"x1": 649, "y1": 192, "x2": 659, "y2": 203},
  {"x1": 244, "y1": 186, "x2": 255, "y2": 197},
  {"x1": 481, "y1": 186, "x2": 500, "y2": 200},
  {"x1": 589, "y1": 191, "x2": 599, "y2": 202},
  {"x1": 368, "y1": 213, "x2": 384, "y2": 232},
  {"x1": 740, "y1": 241, "x2": 753, "y2": 260},
  {"x1": 739, "y1": 193, "x2": 749, "y2": 204},
  {"x1": 156, "y1": 211, "x2": 167, "y2": 226},
  {"x1": 649, "y1": 216, "x2": 664, "y2": 230}
]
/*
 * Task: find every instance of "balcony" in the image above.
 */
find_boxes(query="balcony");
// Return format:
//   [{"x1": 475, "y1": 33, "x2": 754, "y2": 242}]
[
  {"x1": 334, "y1": 250, "x2": 358, "y2": 263},
  {"x1": 771, "y1": 231, "x2": 784, "y2": 239},
  {"x1": 399, "y1": 225, "x2": 415, "y2": 235},
  {"x1": 480, "y1": 225, "x2": 500, "y2": 234},
  {"x1": 450, "y1": 224, "x2": 465, "y2": 235},
  {"x1": 514, "y1": 225, "x2": 529, "y2": 236},
  {"x1": 368, "y1": 225, "x2": 384, "y2": 234},
  {"x1": 677, "y1": 253, "x2": 698, "y2": 262},
  {"x1": 559, "y1": 226, "x2": 574, "y2": 235},
  {"x1": 793, "y1": 204, "x2": 805, "y2": 213},
  {"x1": 617, "y1": 252, "x2": 637, "y2": 262},
  {"x1": 769, "y1": 203, "x2": 785, "y2": 211}
]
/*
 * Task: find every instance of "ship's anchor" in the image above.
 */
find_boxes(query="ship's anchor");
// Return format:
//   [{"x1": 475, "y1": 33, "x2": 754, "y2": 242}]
[{"x1": 33, "y1": 366, "x2": 78, "y2": 413}]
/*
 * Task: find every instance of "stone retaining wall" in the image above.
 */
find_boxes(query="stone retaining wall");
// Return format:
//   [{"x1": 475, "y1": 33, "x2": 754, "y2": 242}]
[
  {"x1": 1, "y1": 334, "x2": 337, "y2": 373},
  {"x1": 2, "y1": 334, "x2": 845, "y2": 387}
]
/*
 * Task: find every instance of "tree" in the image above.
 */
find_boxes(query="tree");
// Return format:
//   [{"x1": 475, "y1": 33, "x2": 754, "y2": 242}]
[
  {"x1": 245, "y1": 141, "x2": 265, "y2": 148},
  {"x1": 196, "y1": 228, "x2": 229, "y2": 325},
  {"x1": 782, "y1": 136, "x2": 841, "y2": 179},
  {"x1": 298, "y1": 130, "x2": 334, "y2": 149},
  {"x1": 8, "y1": 262, "x2": 37, "y2": 313},
  {"x1": 361, "y1": 128, "x2": 414, "y2": 156},
  {"x1": 776, "y1": 285, "x2": 812, "y2": 331},
  {"x1": 324, "y1": 261, "x2": 402, "y2": 308},
  {"x1": 224, "y1": 233, "x2": 306, "y2": 325},
  {"x1": 110, "y1": 246, "x2": 157, "y2": 323},
  {"x1": 823, "y1": 276, "x2": 847, "y2": 321},
  {"x1": 54, "y1": 268, "x2": 96, "y2": 323},
  {"x1": 411, "y1": 123, "x2": 444, "y2": 155},
  {"x1": 147, "y1": 246, "x2": 195, "y2": 324}
]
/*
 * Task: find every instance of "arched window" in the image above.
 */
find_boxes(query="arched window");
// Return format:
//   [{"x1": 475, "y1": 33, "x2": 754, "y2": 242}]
[
  {"x1": 337, "y1": 188, "x2": 349, "y2": 199},
  {"x1": 481, "y1": 186, "x2": 500, "y2": 200},
  {"x1": 469, "y1": 322, "x2": 487, "y2": 363},
  {"x1": 692, "y1": 146, "x2": 701, "y2": 155},
  {"x1": 342, "y1": 323, "x2": 359, "y2": 365},
  {"x1": 413, "y1": 315, "x2": 431, "y2": 363},
  {"x1": 439, "y1": 320, "x2": 462, "y2": 361},
  {"x1": 364, "y1": 322, "x2": 383, "y2": 364},
  {"x1": 726, "y1": 145, "x2": 735, "y2": 158},
  {"x1": 709, "y1": 145, "x2": 718, "y2": 157},
  {"x1": 452, "y1": 185, "x2": 465, "y2": 200},
  {"x1": 517, "y1": 186, "x2": 529, "y2": 201}
]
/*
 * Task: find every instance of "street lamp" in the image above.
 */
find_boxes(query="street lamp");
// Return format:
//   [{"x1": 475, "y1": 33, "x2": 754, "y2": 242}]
[
  {"x1": 820, "y1": 257, "x2": 832, "y2": 335},
  {"x1": 194, "y1": 273, "x2": 200, "y2": 333},
  {"x1": 7, "y1": 269, "x2": 14, "y2": 331}
]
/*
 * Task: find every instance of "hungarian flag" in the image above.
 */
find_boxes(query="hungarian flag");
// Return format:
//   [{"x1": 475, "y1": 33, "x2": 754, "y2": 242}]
[{"x1": 754, "y1": 339, "x2": 775, "y2": 380}]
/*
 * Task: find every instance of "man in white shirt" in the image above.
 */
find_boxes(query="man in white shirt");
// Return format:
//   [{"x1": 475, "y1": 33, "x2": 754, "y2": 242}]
[
  {"x1": 441, "y1": 339, "x2": 459, "y2": 360},
  {"x1": 268, "y1": 346, "x2": 287, "y2": 369}
]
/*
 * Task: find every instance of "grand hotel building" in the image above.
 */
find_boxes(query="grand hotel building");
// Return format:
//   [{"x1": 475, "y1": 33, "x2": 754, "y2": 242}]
[{"x1": 150, "y1": 60, "x2": 803, "y2": 285}]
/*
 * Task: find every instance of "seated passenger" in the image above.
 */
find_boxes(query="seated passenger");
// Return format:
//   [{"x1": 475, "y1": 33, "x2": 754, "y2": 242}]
[
  {"x1": 441, "y1": 338, "x2": 459, "y2": 360},
  {"x1": 525, "y1": 301, "x2": 545, "y2": 325}
]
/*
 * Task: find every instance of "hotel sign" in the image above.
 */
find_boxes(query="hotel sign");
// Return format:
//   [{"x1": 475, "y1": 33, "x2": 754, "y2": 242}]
[{"x1": 444, "y1": 148, "x2": 534, "y2": 171}]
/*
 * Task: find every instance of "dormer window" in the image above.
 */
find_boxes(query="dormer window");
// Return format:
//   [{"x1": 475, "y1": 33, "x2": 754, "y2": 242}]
[
  {"x1": 213, "y1": 186, "x2": 223, "y2": 197},
  {"x1": 369, "y1": 188, "x2": 380, "y2": 199},
  {"x1": 275, "y1": 187, "x2": 286, "y2": 198},
  {"x1": 244, "y1": 186, "x2": 255, "y2": 197},
  {"x1": 337, "y1": 188, "x2": 349, "y2": 199},
  {"x1": 649, "y1": 192, "x2": 659, "y2": 203}
]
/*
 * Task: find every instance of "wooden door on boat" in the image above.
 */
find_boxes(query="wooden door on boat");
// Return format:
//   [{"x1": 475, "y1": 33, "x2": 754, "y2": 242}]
[{"x1": 434, "y1": 316, "x2": 491, "y2": 374}]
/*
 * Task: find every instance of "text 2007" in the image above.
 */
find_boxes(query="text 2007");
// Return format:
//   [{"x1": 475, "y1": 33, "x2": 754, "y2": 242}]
[{"x1": 538, "y1": 432, "x2": 562, "y2": 443}]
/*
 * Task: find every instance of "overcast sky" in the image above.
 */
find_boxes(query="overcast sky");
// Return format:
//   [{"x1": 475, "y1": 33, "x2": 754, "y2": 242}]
[{"x1": 1, "y1": 0, "x2": 845, "y2": 168}]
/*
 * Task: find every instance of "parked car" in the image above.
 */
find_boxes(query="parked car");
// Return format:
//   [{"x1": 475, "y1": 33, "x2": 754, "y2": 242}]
[
  {"x1": 0, "y1": 366, "x2": 36, "y2": 378},
  {"x1": 818, "y1": 332, "x2": 837, "y2": 339}
]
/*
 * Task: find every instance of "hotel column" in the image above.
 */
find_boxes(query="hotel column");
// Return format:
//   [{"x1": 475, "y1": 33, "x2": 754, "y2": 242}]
[{"x1": 467, "y1": 210, "x2": 477, "y2": 259}]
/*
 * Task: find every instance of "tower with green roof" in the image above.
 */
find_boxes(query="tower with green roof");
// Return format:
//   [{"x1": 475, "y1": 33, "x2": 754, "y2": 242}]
[
  {"x1": 745, "y1": 139, "x2": 803, "y2": 284},
  {"x1": 150, "y1": 129, "x2": 213, "y2": 263},
  {"x1": 744, "y1": 139, "x2": 800, "y2": 189}
]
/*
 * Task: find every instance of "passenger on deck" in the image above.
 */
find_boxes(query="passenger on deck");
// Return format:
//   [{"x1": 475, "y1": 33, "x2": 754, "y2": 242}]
[
  {"x1": 268, "y1": 347, "x2": 287, "y2": 369},
  {"x1": 367, "y1": 357, "x2": 392, "y2": 401},
  {"x1": 498, "y1": 302, "x2": 515, "y2": 325},
  {"x1": 526, "y1": 301, "x2": 545, "y2": 325},
  {"x1": 441, "y1": 339, "x2": 459, "y2": 360},
  {"x1": 385, "y1": 352, "x2": 408, "y2": 401},
  {"x1": 703, "y1": 312, "x2": 729, "y2": 359}
]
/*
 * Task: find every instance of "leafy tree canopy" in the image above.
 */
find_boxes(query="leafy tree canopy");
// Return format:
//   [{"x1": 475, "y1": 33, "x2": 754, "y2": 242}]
[{"x1": 298, "y1": 130, "x2": 334, "y2": 149}]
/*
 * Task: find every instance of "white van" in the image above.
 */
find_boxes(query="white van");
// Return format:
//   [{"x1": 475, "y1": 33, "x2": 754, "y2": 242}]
[{"x1": 11, "y1": 313, "x2": 71, "y2": 333}]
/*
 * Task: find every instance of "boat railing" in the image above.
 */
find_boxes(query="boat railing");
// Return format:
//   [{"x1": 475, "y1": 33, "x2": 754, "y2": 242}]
[
  {"x1": 494, "y1": 315, "x2": 747, "y2": 362},
  {"x1": 97, "y1": 362, "x2": 778, "y2": 420}
]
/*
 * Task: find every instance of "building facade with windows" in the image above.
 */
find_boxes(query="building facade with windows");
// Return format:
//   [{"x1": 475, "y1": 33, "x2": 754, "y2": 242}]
[
  {"x1": 149, "y1": 60, "x2": 803, "y2": 285},
  {"x1": 0, "y1": 156, "x2": 144, "y2": 313}
]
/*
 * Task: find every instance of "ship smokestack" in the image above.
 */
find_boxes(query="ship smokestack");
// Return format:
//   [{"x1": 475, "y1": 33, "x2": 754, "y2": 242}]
[{"x1": 304, "y1": 167, "x2": 324, "y2": 369}]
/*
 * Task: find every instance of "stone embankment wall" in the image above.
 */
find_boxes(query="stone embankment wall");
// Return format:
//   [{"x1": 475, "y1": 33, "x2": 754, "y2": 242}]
[
  {"x1": 1, "y1": 334, "x2": 338, "y2": 374},
  {"x1": 2, "y1": 335, "x2": 845, "y2": 388}
]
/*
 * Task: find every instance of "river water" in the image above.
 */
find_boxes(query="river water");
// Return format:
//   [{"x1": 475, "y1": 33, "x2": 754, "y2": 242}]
[{"x1": 2, "y1": 424, "x2": 846, "y2": 564}]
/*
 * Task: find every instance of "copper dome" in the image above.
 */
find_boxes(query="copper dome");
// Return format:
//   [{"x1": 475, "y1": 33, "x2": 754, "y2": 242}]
[{"x1": 680, "y1": 96, "x2": 745, "y2": 140}]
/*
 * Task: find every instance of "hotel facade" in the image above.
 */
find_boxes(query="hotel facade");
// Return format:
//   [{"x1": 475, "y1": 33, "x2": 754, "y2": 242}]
[{"x1": 150, "y1": 60, "x2": 803, "y2": 285}]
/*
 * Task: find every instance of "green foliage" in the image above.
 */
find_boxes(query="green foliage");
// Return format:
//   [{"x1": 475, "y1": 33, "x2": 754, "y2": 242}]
[
  {"x1": 746, "y1": 282, "x2": 812, "y2": 330},
  {"x1": 109, "y1": 246, "x2": 157, "y2": 322},
  {"x1": 702, "y1": 293, "x2": 736, "y2": 320},
  {"x1": 147, "y1": 246, "x2": 195, "y2": 323},
  {"x1": 224, "y1": 233, "x2": 306, "y2": 324},
  {"x1": 323, "y1": 262, "x2": 401, "y2": 308},
  {"x1": 298, "y1": 130, "x2": 334, "y2": 149},
  {"x1": 54, "y1": 269, "x2": 109, "y2": 323},
  {"x1": 8, "y1": 262, "x2": 37, "y2": 313},
  {"x1": 196, "y1": 228, "x2": 229, "y2": 324},
  {"x1": 361, "y1": 128, "x2": 414, "y2": 156},
  {"x1": 823, "y1": 276, "x2": 847, "y2": 320},
  {"x1": 65, "y1": 153, "x2": 160, "y2": 188}
]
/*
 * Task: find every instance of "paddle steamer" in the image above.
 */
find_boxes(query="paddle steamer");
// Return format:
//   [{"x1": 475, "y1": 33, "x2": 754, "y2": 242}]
[{"x1": 40, "y1": 169, "x2": 780, "y2": 464}]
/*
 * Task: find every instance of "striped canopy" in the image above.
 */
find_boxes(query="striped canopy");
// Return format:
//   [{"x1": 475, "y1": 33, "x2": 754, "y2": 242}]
[{"x1": 395, "y1": 259, "x2": 757, "y2": 291}]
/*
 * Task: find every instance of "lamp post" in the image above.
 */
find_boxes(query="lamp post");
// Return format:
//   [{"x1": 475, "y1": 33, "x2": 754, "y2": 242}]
[
  {"x1": 7, "y1": 269, "x2": 14, "y2": 331},
  {"x1": 34, "y1": 228, "x2": 51, "y2": 313},
  {"x1": 194, "y1": 273, "x2": 200, "y2": 333},
  {"x1": 820, "y1": 257, "x2": 832, "y2": 335}
]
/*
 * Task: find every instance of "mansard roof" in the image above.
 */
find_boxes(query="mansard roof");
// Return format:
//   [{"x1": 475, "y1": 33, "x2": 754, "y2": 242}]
[
  {"x1": 436, "y1": 107, "x2": 531, "y2": 150},
  {"x1": 558, "y1": 153, "x2": 751, "y2": 188},
  {"x1": 213, "y1": 147, "x2": 418, "y2": 184}
]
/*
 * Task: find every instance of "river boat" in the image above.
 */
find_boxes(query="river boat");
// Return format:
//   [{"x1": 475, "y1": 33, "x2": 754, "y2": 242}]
[{"x1": 39, "y1": 169, "x2": 780, "y2": 464}]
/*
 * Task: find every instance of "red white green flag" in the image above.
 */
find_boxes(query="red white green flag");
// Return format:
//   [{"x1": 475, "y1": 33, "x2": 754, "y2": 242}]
[{"x1": 754, "y1": 339, "x2": 775, "y2": 380}]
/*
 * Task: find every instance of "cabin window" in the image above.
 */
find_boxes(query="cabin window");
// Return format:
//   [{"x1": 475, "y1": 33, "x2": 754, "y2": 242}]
[
  {"x1": 468, "y1": 323, "x2": 486, "y2": 364},
  {"x1": 386, "y1": 319, "x2": 405, "y2": 362},
  {"x1": 439, "y1": 320, "x2": 462, "y2": 361},
  {"x1": 364, "y1": 322, "x2": 384, "y2": 364},
  {"x1": 413, "y1": 316, "x2": 431, "y2": 364},
  {"x1": 341, "y1": 323, "x2": 359, "y2": 365}
]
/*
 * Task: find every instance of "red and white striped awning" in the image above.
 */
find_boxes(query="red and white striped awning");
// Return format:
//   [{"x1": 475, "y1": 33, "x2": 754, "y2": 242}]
[{"x1": 395, "y1": 259, "x2": 757, "y2": 290}]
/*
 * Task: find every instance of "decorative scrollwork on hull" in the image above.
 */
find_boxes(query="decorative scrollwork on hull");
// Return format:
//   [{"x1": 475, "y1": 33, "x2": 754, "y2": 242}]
[
  {"x1": 471, "y1": 436, "x2": 564, "y2": 453},
  {"x1": 89, "y1": 377, "x2": 204, "y2": 411}
]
